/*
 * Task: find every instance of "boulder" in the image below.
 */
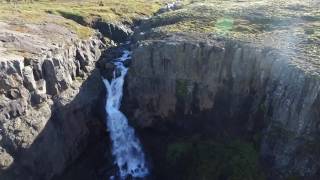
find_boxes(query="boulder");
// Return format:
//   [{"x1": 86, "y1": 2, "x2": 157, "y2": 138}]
[{"x1": 0, "y1": 147, "x2": 13, "y2": 170}]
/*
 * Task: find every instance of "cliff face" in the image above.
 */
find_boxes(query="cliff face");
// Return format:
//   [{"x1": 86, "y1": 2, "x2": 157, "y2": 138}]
[
  {"x1": 0, "y1": 21, "x2": 106, "y2": 179},
  {"x1": 0, "y1": 1, "x2": 167, "y2": 179},
  {"x1": 122, "y1": 1, "x2": 320, "y2": 178},
  {"x1": 0, "y1": 0, "x2": 319, "y2": 179},
  {"x1": 124, "y1": 34, "x2": 320, "y2": 178}
]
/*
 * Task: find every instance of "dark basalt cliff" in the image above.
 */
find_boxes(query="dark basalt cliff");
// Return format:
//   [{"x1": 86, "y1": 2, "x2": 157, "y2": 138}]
[
  {"x1": 123, "y1": 35, "x2": 320, "y2": 179},
  {"x1": 121, "y1": 1, "x2": 320, "y2": 179},
  {"x1": 0, "y1": 0, "x2": 319, "y2": 180},
  {"x1": 0, "y1": 0, "x2": 161, "y2": 179}
]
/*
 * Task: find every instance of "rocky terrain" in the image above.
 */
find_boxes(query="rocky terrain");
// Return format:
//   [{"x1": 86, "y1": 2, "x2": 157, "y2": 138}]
[
  {"x1": 0, "y1": 19, "x2": 107, "y2": 179},
  {"x1": 123, "y1": 0, "x2": 320, "y2": 179},
  {"x1": 0, "y1": 0, "x2": 163, "y2": 179},
  {"x1": 0, "y1": 0, "x2": 319, "y2": 180}
]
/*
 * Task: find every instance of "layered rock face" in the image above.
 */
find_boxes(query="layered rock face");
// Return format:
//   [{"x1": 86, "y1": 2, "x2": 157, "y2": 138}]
[
  {"x1": 0, "y1": 22, "x2": 105, "y2": 179},
  {"x1": 124, "y1": 34, "x2": 320, "y2": 178},
  {"x1": 0, "y1": 0, "x2": 318, "y2": 179}
]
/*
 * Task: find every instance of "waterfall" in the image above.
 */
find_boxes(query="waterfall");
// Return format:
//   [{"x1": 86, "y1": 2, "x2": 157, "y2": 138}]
[{"x1": 103, "y1": 50, "x2": 149, "y2": 179}]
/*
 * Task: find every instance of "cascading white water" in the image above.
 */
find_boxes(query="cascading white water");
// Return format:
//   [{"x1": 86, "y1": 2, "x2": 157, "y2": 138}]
[{"x1": 103, "y1": 50, "x2": 149, "y2": 179}]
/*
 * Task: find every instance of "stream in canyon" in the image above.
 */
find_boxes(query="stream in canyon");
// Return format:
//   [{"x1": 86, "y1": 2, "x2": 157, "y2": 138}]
[{"x1": 103, "y1": 50, "x2": 149, "y2": 180}]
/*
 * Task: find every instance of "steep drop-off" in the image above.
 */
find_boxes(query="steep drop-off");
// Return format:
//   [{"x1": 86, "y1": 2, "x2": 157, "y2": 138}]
[
  {"x1": 0, "y1": 0, "x2": 319, "y2": 179},
  {"x1": 123, "y1": 33, "x2": 320, "y2": 179},
  {"x1": 0, "y1": 0, "x2": 166, "y2": 179},
  {"x1": 121, "y1": 1, "x2": 320, "y2": 179},
  {"x1": 0, "y1": 21, "x2": 107, "y2": 179}
]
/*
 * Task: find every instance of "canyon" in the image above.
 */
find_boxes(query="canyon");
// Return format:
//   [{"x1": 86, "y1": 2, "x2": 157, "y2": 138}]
[{"x1": 0, "y1": 0, "x2": 320, "y2": 180}]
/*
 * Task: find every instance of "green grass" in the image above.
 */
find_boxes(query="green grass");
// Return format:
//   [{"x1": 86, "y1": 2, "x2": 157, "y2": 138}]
[
  {"x1": 147, "y1": 0, "x2": 319, "y2": 39},
  {"x1": 0, "y1": 0, "x2": 165, "y2": 38},
  {"x1": 143, "y1": 0, "x2": 320, "y2": 67},
  {"x1": 166, "y1": 139, "x2": 266, "y2": 180}
]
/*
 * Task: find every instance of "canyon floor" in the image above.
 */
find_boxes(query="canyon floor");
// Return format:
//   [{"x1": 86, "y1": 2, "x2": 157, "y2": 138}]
[{"x1": 0, "y1": 0, "x2": 319, "y2": 180}]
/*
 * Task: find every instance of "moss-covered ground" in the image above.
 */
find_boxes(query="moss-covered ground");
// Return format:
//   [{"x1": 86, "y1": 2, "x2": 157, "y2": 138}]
[
  {"x1": 143, "y1": 0, "x2": 319, "y2": 72},
  {"x1": 0, "y1": 0, "x2": 165, "y2": 38},
  {"x1": 166, "y1": 137, "x2": 266, "y2": 180}
]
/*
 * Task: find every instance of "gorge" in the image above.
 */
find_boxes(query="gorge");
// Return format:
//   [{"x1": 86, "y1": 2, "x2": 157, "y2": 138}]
[
  {"x1": 103, "y1": 50, "x2": 149, "y2": 179},
  {"x1": 0, "y1": 0, "x2": 319, "y2": 180}
]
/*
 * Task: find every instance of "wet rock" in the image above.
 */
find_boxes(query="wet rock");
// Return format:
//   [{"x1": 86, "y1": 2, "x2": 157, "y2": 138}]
[
  {"x1": 104, "y1": 62, "x2": 116, "y2": 80},
  {"x1": 103, "y1": 62, "x2": 122, "y2": 81},
  {"x1": 98, "y1": 46, "x2": 130, "y2": 81},
  {"x1": 122, "y1": 59, "x2": 131, "y2": 68}
]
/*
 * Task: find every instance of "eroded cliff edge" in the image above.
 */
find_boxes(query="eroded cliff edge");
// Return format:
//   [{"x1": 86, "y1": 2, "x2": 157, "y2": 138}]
[
  {"x1": 122, "y1": 1, "x2": 320, "y2": 179},
  {"x1": 0, "y1": 20, "x2": 107, "y2": 179},
  {"x1": 0, "y1": 0, "x2": 165, "y2": 179},
  {"x1": 0, "y1": 0, "x2": 319, "y2": 179},
  {"x1": 124, "y1": 35, "x2": 320, "y2": 179}
]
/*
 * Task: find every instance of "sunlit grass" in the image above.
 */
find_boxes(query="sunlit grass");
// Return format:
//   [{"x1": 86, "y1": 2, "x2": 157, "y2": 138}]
[{"x1": 0, "y1": 0, "x2": 164, "y2": 38}]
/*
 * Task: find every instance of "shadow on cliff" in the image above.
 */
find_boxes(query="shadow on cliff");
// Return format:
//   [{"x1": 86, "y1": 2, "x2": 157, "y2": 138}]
[{"x1": 0, "y1": 69, "x2": 115, "y2": 180}]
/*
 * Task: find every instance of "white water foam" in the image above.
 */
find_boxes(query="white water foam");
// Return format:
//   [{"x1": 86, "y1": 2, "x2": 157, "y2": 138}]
[{"x1": 103, "y1": 50, "x2": 149, "y2": 179}]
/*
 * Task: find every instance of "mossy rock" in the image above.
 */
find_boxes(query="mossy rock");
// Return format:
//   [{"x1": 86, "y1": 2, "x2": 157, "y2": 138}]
[
  {"x1": 175, "y1": 79, "x2": 190, "y2": 99},
  {"x1": 166, "y1": 139, "x2": 266, "y2": 180}
]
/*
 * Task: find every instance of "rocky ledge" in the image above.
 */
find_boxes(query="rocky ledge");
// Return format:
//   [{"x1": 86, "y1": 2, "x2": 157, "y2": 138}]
[
  {"x1": 0, "y1": 20, "x2": 106, "y2": 179},
  {"x1": 0, "y1": 0, "x2": 319, "y2": 180},
  {"x1": 122, "y1": 0, "x2": 320, "y2": 179},
  {"x1": 124, "y1": 33, "x2": 320, "y2": 179}
]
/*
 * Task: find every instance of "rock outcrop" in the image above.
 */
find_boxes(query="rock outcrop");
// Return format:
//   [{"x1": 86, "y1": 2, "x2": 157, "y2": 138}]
[
  {"x1": 0, "y1": 0, "x2": 319, "y2": 179},
  {"x1": 123, "y1": 33, "x2": 320, "y2": 179},
  {"x1": 122, "y1": 1, "x2": 320, "y2": 179},
  {"x1": 92, "y1": 20, "x2": 133, "y2": 43},
  {"x1": 0, "y1": 21, "x2": 106, "y2": 179}
]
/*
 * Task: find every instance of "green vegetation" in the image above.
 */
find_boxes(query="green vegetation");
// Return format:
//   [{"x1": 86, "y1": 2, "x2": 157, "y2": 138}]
[
  {"x1": 175, "y1": 79, "x2": 189, "y2": 99},
  {"x1": 144, "y1": 0, "x2": 319, "y2": 70},
  {"x1": 0, "y1": 0, "x2": 164, "y2": 38},
  {"x1": 215, "y1": 17, "x2": 234, "y2": 34},
  {"x1": 166, "y1": 138, "x2": 266, "y2": 180},
  {"x1": 149, "y1": 0, "x2": 319, "y2": 37}
]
